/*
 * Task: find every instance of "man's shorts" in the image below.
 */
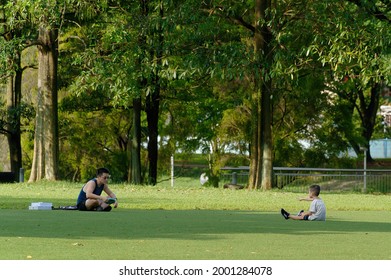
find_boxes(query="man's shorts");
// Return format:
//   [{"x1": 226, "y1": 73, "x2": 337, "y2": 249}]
[{"x1": 77, "y1": 201, "x2": 89, "y2": 211}]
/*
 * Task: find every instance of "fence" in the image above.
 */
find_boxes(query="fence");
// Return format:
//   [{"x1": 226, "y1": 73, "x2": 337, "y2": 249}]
[{"x1": 220, "y1": 167, "x2": 391, "y2": 193}]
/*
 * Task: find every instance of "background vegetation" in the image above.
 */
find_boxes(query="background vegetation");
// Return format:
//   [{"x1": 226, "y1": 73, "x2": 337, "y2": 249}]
[{"x1": 1, "y1": 1, "x2": 390, "y2": 188}]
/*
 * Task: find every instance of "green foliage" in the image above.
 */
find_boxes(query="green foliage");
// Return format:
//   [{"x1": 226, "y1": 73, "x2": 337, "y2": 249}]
[
  {"x1": 271, "y1": 0, "x2": 391, "y2": 165},
  {"x1": 0, "y1": 101, "x2": 35, "y2": 133},
  {"x1": 1, "y1": 0, "x2": 390, "y2": 183},
  {"x1": 58, "y1": 107, "x2": 135, "y2": 182}
]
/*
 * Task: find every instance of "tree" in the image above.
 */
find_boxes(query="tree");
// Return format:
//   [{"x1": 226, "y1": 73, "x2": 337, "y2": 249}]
[
  {"x1": 0, "y1": 1, "x2": 35, "y2": 179},
  {"x1": 208, "y1": 0, "x2": 390, "y2": 188},
  {"x1": 29, "y1": 0, "x2": 115, "y2": 181},
  {"x1": 28, "y1": 1, "x2": 60, "y2": 181},
  {"x1": 5, "y1": 51, "x2": 23, "y2": 180},
  {"x1": 302, "y1": 0, "x2": 391, "y2": 161},
  {"x1": 142, "y1": 0, "x2": 164, "y2": 186},
  {"x1": 201, "y1": 1, "x2": 275, "y2": 189},
  {"x1": 2, "y1": 0, "x2": 385, "y2": 184},
  {"x1": 1, "y1": 1, "x2": 64, "y2": 181},
  {"x1": 60, "y1": 0, "x2": 150, "y2": 183},
  {"x1": 64, "y1": 0, "x2": 194, "y2": 184},
  {"x1": 0, "y1": 23, "x2": 23, "y2": 179}
]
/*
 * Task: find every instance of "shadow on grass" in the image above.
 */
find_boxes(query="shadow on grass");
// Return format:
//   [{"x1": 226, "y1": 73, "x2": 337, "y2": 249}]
[{"x1": 0, "y1": 209, "x2": 390, "y2": 240}]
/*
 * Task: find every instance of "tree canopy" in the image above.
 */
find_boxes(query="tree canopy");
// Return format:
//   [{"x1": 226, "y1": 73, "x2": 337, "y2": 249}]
[{"x1": 1, "y1": 0, "x2": 390, "y2": 186}]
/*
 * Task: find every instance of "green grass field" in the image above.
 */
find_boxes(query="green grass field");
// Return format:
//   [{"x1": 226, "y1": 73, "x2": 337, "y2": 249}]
[{"x1": 0, "y1": 180, "x2": 390, "y2": 260}]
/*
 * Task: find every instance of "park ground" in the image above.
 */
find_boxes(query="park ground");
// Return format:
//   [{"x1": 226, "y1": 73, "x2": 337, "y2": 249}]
[{"x1": 0, "y1": 181, "x2": 390, "y2": 260}]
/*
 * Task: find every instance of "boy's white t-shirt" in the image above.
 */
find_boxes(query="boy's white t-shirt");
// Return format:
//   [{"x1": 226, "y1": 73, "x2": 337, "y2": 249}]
[{"x1": 308, "y1": 198, "x2": 326, "y2": 221}]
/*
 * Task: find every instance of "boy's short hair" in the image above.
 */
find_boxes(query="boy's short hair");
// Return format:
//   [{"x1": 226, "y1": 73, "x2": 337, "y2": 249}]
[
  {"x1": 309, "y1": 184, "x2": 321, "y2": 196},
  {"x1": 97, "y1": 167, "x2": 110, "y2": 177}
]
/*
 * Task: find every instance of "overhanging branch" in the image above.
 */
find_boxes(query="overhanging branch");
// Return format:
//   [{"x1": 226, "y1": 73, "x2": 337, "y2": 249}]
[{"x1": 347, "y1": 0, "x2": 391, "y2": 23}]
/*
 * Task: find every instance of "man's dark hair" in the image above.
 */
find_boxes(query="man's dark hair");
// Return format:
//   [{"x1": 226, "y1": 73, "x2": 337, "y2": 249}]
[
  {"x1": 97, "y1": 167, "x2": 110, "y2": 177},
  {"x1": 309, "y1": 184, "x2": 321, "y2": 196}
]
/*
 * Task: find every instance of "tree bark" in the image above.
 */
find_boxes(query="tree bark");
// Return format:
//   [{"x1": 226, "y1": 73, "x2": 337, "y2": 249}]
[
  {"x1": 29, "y1": 79, "x2": 45, "y2": 181},
  {"x1": 145, "y1": 1, "x2": 163, "y2": 186},
  {"x1": 248, "y1": 0, "x2": 273, "y2": 190},
  {"x1": 146, "y1": 86, "x2": 160, "y2": 186},
  {"x1": 248, "y1": 90, "x2": 262, "y2": 188},
  {"x1": 357, "y1": 83, "x2": 381, "y2": 161},
  {"x1": 130, "y1": 97, "x2": 142, "y2": 184},
  {"x1": 29, "y1": 26, "x2": 59, "y2": 181}
]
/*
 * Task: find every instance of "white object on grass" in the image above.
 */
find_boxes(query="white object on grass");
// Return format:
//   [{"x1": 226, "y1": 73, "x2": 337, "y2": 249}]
[
  {"x1": 29, "y1": 202, "x2": 53, "y2": 210},
  {"x1": 200, "y1": 173, "x2": 209, "y2": 185}
]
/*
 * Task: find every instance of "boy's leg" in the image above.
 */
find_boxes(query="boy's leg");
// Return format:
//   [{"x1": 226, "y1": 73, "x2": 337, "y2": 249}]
[
  {"x1": 281, "y1": 209, "x2": 309, "y2": 220},
  {"x1": 281, "y1": 208, "x2": 290, "y2": 219},
  {"x1": 289, "y1": 215, "x2": 304, "y2": 220}
]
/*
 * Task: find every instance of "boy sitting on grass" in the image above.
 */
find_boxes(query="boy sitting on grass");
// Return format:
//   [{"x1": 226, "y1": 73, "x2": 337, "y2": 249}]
[{"x1": 281, "y1": 184, "x2": 326, "y2": 221}]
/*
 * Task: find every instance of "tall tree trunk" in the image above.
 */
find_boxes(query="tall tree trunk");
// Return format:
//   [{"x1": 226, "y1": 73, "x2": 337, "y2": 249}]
[
  {"x1": 357, "y1": 83, "x2": 381, "y2": 161},
  {"x1": 129, "y1": 0, "x2": 149, "y2": 184},
  {"x1": 6, "y1": 52, "x2": 23, "y2": 181},
  {"x1": 260, "y1": 79, "x2": 273, "y2": 190},
  {"x1": 145, "y1": 1, "x2": 163, "y2": 185},
  {"x1": 146, "y1": 85, "x2": 160, "y2": 186},
  {"x1": 130, "y1": 97, "x2": 142, "y2": 184},
  {"x1": 29, "y1": 80, "x2": 45, "y2": 182},
  {"x1": 248, "y1": 0, "x2": 273, "y2": 190},
  {"x1": 248, "y1": 90, "x2": 262, "y2": 188},
  {"x1": 29, "y1": 26, "x2": 59, "y2": 181}
]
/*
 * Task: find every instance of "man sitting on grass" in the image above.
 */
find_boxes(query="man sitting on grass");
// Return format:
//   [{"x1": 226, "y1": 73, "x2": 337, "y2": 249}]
[
  {"x1": 76, "y1": 167, "x2": 118, "y2": 211},
  {"x1": 281, "y1": 184, "x2": 326, "y2": 221}
]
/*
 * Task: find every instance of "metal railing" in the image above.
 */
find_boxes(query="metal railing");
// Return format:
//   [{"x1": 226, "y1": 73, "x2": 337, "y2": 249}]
[{"x1": 220, "y1": 167, "x2": 391, "y2": 193}]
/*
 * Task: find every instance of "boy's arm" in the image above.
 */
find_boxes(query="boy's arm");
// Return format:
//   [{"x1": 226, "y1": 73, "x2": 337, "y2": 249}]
[
  {"x1": 298, "y1": 196, "x2": 314, "y2": 216},
  {"x1": 299, "y1": 197, "x2": 314, "y2": 201}
]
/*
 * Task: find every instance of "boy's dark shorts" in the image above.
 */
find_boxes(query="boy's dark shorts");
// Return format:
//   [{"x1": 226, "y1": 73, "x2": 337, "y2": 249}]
[{"x1": 303, "y1": 215, "x2": 310, "y2": 220}]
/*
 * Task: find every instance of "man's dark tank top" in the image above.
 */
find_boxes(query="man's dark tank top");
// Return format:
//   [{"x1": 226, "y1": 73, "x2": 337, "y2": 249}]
[{"x1": 76, "y1": 178, "x2": 104, "y2": 205}]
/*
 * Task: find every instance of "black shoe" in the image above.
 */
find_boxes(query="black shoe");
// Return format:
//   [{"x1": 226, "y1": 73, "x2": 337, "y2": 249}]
[
  {"x1": 297, "y1": 210, "x2": 304, "y2": 216},
  {"x1": 281, "y1": 208, "x2": 290, "y2": 220},
  {"x1": 96, "y1": 206, "x2": 111, "y2": 212}
]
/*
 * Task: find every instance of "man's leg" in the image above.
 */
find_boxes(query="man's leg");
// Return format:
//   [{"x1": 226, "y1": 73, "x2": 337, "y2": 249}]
[{"x1": 85, "y1": 199, "x2": 100, "y2": 210}]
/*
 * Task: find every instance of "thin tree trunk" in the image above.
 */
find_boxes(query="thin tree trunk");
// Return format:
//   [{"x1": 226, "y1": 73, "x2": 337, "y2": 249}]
[
  {"x1": 260, "y1": 79, "x2": 273, "y2": 190},
  {"x1": 146, "y1": 87, "x2": 159, "y2": 186},
  {"x1": 4, "y1": 32, "x2": 23, "y2": 181},
  {"x1": 6, "y1": 61, "x2": 23, "y2": 181},
  {"x1": 248, "y1": 90, "x2": 262, "y2": 189},
  {"x1": 131, "y1": 97, "x2": 142, "y2": 184}
]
